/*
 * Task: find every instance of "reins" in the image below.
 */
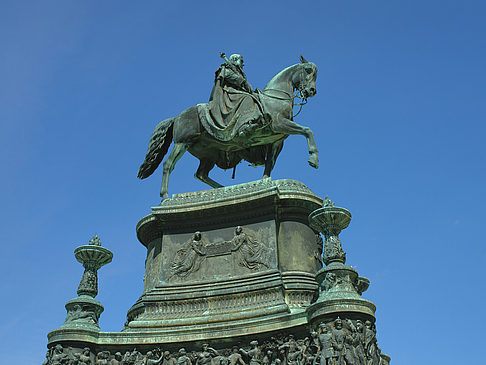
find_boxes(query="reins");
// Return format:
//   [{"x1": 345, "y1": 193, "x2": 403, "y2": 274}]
[
  {"x1": 260, "y1": 88, "x2": 308, "y2": 119},
  {"x1": 260, "y1": 65, "x2": 309, "y2": 119}
]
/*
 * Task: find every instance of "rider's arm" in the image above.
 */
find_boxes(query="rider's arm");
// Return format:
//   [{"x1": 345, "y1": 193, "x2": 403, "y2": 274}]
[{"x1": 221, "y1": 66, "x2": 251, "y2": 92}]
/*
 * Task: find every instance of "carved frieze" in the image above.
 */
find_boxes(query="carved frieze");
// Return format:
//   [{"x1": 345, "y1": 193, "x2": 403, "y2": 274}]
[
  {"x1": 168, "y1": 227, "x2": 269, "y2": 283},
  {"x1": 44, "y1": 321, "x2": 388, "y2": 364}
]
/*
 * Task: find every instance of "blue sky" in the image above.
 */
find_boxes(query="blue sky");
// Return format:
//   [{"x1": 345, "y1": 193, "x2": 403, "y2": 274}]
[{"x1": 1, "y1": 1, "x2": 485, "y2": 363}]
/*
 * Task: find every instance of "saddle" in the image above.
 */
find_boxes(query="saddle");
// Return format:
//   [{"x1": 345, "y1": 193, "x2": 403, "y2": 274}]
[{"x1": 198, "y1": 90, "x2": 268, "y2": 142}]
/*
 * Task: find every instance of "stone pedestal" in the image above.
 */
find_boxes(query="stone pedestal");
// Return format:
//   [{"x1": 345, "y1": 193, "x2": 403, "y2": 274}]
[
  {"x1": 126, "y1": 178, "x2": 323, "y2": 341},
  {"x1": 45, "y1": 180, "x2": 390, "y2": 365}
]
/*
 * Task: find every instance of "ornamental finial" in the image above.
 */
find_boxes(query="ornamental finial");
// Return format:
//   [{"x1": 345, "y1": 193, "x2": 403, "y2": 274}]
[{"x1": 89, "y1": 234, "x2": 102, "y2": 246}]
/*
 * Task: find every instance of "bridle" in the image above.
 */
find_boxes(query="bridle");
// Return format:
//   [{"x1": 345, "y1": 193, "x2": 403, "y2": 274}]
[{"x1": 260, "y1": 64, "x2": 311, "y2": 118}]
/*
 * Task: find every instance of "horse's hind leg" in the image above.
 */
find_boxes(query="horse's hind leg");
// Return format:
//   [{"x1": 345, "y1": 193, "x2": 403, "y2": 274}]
[
  {"x1": 160, "y1": 143, "x2": 189, "y2": 199},
  {"x1": 195, "y1": 158, "x2": 224, "y2": 188},
  {"x1": 263, "y1": 141, "x2": 284, "y2": 178}
]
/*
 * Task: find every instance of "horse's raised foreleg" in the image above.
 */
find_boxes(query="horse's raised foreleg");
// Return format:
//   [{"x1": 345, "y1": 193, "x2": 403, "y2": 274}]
[
  {"x1": 160, "y1": 143, "x2": 189, "y2": 199},
  {"x1": 272, "y1": 118, "x2": 318, "y2": 169},
  {"x1": 194, "y1": 158, "x2": 224, "y2": 188},
  {"x1": 263, "y1": 140, "x2": 284, "y2": 178}
]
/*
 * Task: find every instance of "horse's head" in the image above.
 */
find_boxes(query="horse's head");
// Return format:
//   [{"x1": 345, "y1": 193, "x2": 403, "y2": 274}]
[{"x1": 294, "y1": 55, "x2": 317, "y2": 99}]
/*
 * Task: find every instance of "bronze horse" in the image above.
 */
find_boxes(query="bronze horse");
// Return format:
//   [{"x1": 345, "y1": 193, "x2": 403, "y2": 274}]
[{"x1": 138, "y1": 56, "x2": 319, "y2": 198}]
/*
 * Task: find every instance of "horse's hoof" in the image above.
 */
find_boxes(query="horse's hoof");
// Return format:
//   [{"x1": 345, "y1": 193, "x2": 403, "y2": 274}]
[{"x1": 308, "y1": 154, "x2": 319, "y2": 169}]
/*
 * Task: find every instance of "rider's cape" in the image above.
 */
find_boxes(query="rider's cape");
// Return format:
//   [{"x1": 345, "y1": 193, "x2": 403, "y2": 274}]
[{"x1": 199, "y1": 63, "x2": 263, "y2": 141}]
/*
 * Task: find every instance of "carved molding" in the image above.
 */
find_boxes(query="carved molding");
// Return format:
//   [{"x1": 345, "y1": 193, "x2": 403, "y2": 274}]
[
  {"x1": 285, "y1": 291, "x2": 316, "y2": 308},
  {"x1": 137, "y1": 179, "x2": 323, "y2": 245},
  {"x1": 139, "y1": 287, "x2": 284, "y2": 320}
]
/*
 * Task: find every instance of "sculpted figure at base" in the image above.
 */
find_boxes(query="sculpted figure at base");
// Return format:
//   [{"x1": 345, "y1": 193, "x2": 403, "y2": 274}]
[
  {"x1": 176, "y1": 349, "x2": 193, "y2": 365},
  {"x1": 170, "y1": 232, "x2": 207, "y2": 280},
  {"x1": 347, "y1": 320, "x2": 366, "y2": 365},
  {"x1": 138, "y1": 54, "x2": 318, "y2": 198},
  {"x1": 231, "y1": 226, "x2": 268, "y2": 270},
  {"x1": 146, "y1": 350, "x2": 164, "y2": 365},
  {"x1": 50, "y1": 344, "x2": 70, "y2": 365},
  {"x1": 316, "y1": 324, "x2": 334, "y2": 365},
  {"x1": 163, "y1": 351, "x2": 177, "y2": 365},
  {"x1": 261, "y1": 351, "x2": 271, "y2": 365},
  {"x1": 301, "y1": 336, "x2": 317, "y2": 365},
  {"x1": 110, "y1": 352, "x2": 123, "y2": 365},
  {"x1": 122, "y1": 349, "x2": 144, "y2": 365},
  {"x1": 331, "y1": 318, "x2": 355, "y2": 365},
  {"x1": 197, "y1": 343, "x2": 219, "y2": 365},
  {"x1": 240, "y1": 340, "x2": 262, "y2": 365},
  {"x1": 364, "y1": 321, "x2": 380, "y2": 365},
  {"x1": 43, "y1": 328, "x2": 386, "y2": 365},
  {"x1": 74, "y1": 347, "x2": 92, "y2": 365},
  {"x1": 279, "y1": 335, "x2": 303, "y2": 365},
  {"x1": 311, "y1": 318, "x2": 388, "y2": 365},
  {"x1": 228, "y1": 346, "x2": 246, "y2": 365},
  {"x1": 96, "y1": 350, "x2": 110, "y2": 365}
]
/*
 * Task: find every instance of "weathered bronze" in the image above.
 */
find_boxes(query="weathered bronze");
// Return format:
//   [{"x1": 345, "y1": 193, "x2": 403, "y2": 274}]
[
  {"x1": 45, "y1": 55, "x2": 391, "y2": 364},
  {"x1": 138, "y1": 55, "x2": 319, "y2": 198},
  {"x1": 60, "y1": 235, "x2": 112, "y2": 332},
  {"x1": 44, "y1": 328, "x2": 389, "y2": 364}
]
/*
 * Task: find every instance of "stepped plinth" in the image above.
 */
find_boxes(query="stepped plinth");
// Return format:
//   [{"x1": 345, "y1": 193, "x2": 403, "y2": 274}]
[{"x1": 46, "y1": 181, "x2": 389, "y2": 365}]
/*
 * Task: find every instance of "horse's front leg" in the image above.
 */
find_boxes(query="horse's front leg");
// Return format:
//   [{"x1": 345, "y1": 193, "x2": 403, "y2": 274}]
[{"x1": 272, "y1": 117, "x2": 318, "y2": 169}]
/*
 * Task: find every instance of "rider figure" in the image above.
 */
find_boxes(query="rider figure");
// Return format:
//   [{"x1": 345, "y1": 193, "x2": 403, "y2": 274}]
[
  {"x1": 210, "y1": 54, "x2": 253, "y2": 99},
  {"x1": 208, "y1": 53, "x2": 263, "y2": 137}
]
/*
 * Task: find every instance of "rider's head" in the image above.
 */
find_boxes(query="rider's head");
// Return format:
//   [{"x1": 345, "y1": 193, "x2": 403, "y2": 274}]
[{"x1": 229, "y1": 54, "x2": 244, "y2": 68}]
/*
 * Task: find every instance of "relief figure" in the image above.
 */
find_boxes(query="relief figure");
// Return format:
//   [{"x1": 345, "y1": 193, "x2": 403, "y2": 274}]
[
  {"x1": 197, "y1": 343, "x2": 219, "y2": 365},
  {"x1": 228, "y1": 346, "x2": 246, "y2": 365},
  {"x1": 170, "y1": 232, "x2": 207, "y2": 279},
  {"x1": 65, "y1": 304, "x2": 98, "y2": 325},
  {"x1": 176, "y1": 348, "x2": 193, "y2": 365},
  {"x1": 240, "y1": 340, "x2": 262, "y2": 365},
  {"x1": 316, "y1": 324, "x2": 333, "y2": 365},
  {"x1": 231, "y1": 226, "x2": 268, "y2": 271}
]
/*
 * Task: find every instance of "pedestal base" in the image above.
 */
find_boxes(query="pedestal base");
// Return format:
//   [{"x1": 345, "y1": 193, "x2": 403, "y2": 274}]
[
  {"x1": 60, "y1": 296, "x2": 104, "y2": 331},
  {"x1": 46, "y1": 179, "x2": 390, "y2": 365}
]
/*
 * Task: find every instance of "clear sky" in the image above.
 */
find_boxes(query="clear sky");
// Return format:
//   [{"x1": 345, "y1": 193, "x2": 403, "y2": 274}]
[{"x1": 1, "y1": 1, "x2": 485, "y2": 364}]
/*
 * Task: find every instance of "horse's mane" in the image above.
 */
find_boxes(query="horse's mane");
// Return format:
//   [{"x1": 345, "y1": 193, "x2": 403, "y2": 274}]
[
  {"x1": 263, "y1": 62, "x2": 317, "y2": 91},
  {"x1": 263, "y1": 64, "x2": 298, "y2": 91}
]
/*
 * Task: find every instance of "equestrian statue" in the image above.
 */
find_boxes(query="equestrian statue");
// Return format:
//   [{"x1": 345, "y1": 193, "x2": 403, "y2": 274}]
[{"x1": 138, "y1": 54, "x2": 319, "y2": 198}]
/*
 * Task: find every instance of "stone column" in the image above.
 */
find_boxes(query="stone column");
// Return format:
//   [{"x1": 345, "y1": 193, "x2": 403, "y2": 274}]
[
  {"x1": 306, "y1": 197, "x2": 389, "y2": 364},
  {"x1": 60, "y1": 235, "x2": 113, "y2": 330}
]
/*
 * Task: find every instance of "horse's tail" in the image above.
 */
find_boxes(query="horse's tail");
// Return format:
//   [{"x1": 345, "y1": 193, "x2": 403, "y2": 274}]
[{"x1": 137, "y1": 118, "x2": 175, "y2": 179}]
